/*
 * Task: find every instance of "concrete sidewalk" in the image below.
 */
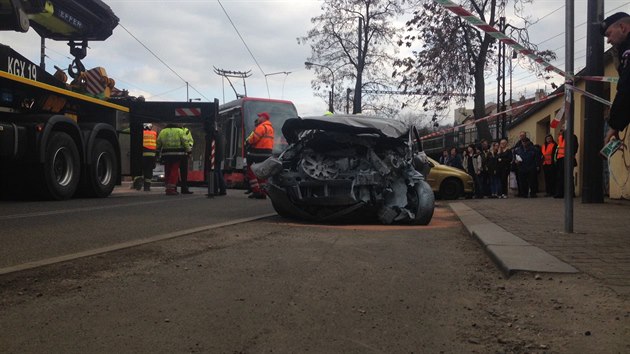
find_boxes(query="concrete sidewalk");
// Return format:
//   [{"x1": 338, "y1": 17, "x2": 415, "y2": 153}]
[{"x1": 449, "y1": 197, "x2": 630, "y2": 297}]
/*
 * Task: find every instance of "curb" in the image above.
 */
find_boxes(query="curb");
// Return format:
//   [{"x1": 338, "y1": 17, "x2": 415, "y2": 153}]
[{"x1": 449, "y1": 202, "x2": 578, "y2": 277}]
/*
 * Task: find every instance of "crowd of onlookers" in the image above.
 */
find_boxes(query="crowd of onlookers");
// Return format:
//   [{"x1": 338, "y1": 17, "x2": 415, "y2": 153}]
[{"x1": 437, "y1": 130, "x2": 577, "y2": 199}]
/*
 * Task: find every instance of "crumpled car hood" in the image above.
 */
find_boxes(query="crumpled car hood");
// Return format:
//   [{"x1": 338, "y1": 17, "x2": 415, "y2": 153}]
[{"x1": 282, "y1": 115, "x2": 409, "y2": 144}]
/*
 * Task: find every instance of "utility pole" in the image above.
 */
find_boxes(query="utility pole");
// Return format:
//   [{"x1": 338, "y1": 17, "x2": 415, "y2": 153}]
[
  {"x1": 564, "y1": 0, "x2": 575, "y2": 233},
  {"x1": 497, "y1": 17, "x2": 506, "y2": 141},
  {"x1": 582, "y1": 0, "x2": 605, "y2": 203},
  {"x1": 353, "y1": 17, "x2": 363, "y2": 114},
  {"x1": 346, "y1": 88, "x2": 351, "y2": 114}
]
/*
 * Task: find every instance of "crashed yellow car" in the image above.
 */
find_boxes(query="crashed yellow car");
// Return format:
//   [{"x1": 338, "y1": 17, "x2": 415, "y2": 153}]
[{"x1": 425, "y1": 157, "x2": 474, "y2": 200}]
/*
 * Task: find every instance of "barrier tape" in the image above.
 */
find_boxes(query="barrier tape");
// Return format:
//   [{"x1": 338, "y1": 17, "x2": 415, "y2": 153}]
[
  {"x1": 421, "y1": 92, "x2": 563, "y2": 139},
  {"x1": 567, "y1": 84, "x2": 613, "y2": 106},
  {"x1": 435, "y1": 0, "x2": 567, "y2": 78},
  {"x1": 576, "y1": 75, "x2": 619, "y2": 84},
  {"x1": 428, "y1": 0, "x2": 617, "y2": 140}
]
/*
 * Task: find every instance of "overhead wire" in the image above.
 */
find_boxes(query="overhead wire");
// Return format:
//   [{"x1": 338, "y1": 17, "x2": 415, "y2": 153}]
[
  {"x1": 216, "y1": 0, "x2": 279, "y2": 98},
  {"x1": 118, "y1": 22, "x2": 210, "y2": 101}
]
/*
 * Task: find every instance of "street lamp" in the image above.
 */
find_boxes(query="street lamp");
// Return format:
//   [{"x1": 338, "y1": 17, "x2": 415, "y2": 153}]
[{"x1": 304, "y1": 61, "x2": 334, "y2": 113}]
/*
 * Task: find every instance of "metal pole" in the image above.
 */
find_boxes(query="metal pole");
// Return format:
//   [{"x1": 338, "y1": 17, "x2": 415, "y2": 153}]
[
  {"x1": 331, "y1": 75, "x2": 335, "y2": 113},
  {"x1": 40, "y1": 37, "x2": 45, "y2": 71},
  {"x1": 564, "y1": 0, "x2": 574, "y2": 233},
  {"x1": 328, "y1": 91, "x2": 333, "y2": 113},
  {"x1": 497, "y1": 17, "x2": 505, "y2": 142},
  {"x1": 346, "y1": 88, "x2": 351, "y2": 114}
]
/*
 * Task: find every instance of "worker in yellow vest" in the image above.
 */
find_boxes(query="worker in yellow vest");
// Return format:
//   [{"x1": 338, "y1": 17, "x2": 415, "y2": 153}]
[{"x1": 142, "y1": 123, "x2": 158, "y2": 191}]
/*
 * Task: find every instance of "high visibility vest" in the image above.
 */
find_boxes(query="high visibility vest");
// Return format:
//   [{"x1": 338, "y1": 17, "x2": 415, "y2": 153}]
[
  {"x1": 157, "y1": 127, "x2": 190, "y2": 156},
  {"x1": 143, "y1": 130, "x2": 157, "y2": 157},
  {"x1": 542, "y1": 143, "x2": 555, "y2": 165},
  {"x1": 247, "y1": 120, "x2": 274, "y2": 150},
  {"x1": 555, "y1": 135, "x2": 565, "y2": 161}
]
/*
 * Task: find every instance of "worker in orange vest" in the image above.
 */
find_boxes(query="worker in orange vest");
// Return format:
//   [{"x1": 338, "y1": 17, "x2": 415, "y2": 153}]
[
  {"x1": 245, "y1": 112, "x2": 274, "y2": 199},
  {"x1": 141, "y1": 123, "x2": 158, "y2": 191},
  {"x1": 553, "y1": 128, "x2": 579, "y2": 198},
  {"x1": 541, "y1": 134, "x2": 556, "y2": 197}
]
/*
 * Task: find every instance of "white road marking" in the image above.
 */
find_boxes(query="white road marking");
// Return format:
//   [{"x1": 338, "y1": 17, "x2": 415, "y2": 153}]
[{"x1": 0, "y1": 213, "x2": 276, "y2": 275}]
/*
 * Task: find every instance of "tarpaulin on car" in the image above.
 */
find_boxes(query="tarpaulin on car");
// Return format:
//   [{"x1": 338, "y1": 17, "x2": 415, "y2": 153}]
[{"x1": 282, "y1": 115, "x2": 409, "y2": 144}]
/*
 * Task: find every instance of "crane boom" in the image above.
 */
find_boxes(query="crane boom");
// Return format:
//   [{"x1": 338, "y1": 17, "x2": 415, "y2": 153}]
[{"x1": 0, "y1": 0, "x2": 119, "y2": 41}]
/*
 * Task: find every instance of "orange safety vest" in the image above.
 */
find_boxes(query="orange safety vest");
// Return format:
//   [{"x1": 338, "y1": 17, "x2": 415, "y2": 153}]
[
  {"x1": 248, "y1": 120, "x2": 274, "y2": 150},
  {"x1": 542, "y1": 143, "x2": 555, "y2": 165},
  {"x1": 555, "y1": 135, "x2": 565, "y2": 160},
  {"x1": 143, "y1": 130, "x2": 157, "y2": 156}
]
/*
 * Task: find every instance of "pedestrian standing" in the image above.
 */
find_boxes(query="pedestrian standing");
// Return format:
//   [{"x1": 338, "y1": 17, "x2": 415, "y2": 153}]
[
  {"x1": 601, "y1": 12, "x2": 630, "y2": 144},
  {"x1": 462, "y1": 144, "x2": 482, "y2": 198},
  {"x1": 447, "y1": 147, "x2": 464, "y2": 171},
  {"x1": 245, "y1": 112, "x2": 274, "y2": 199},
  {"x1": 512, "y1": 131, "x2": 528, "y2": 197},
  {"x1": 496, "y1": 138, "x2": 513, "y2": 198},
  {"x1": 179, "y1": 126, "x2": 194, "y2": 194},
  {"x1": 157, "y1": 124, "x2": 191, "y2": 196},
  {"x1": 541, "y1": 134, "x2": 556, "y2": 196},
  {"x1": 141, "y1": 123, "x2": 158, "y2": 192},
  {"x1": 213, "y1": 125, "x2": 227, "y2": 196},
  {"x1": 486, "y1": 141, "x2": 500, "y2": 198},
  {"x1": 479, "y1": 140, "x2": 491, "y2": 197},
  {"x1": 553, "y1": 128, "x2": 579, "y2": 198},
  {"x1": 438, "y1": 149, "x2": 450, "y2": 165},
  {"x1": 244, "y1": 118, "x2": 260, "y2": 195},
  {"x1": 516, "y1": 138, "x2": 538, "y2": 198}
]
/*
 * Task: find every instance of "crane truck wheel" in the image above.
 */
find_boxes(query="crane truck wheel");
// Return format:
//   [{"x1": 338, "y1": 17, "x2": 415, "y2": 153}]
[
  {"x1": 79, "y1": 138, "x2": 118, "y2": 197},
  {"x1": 41, "y1": 132, "x2": 81, "y2": 200}
]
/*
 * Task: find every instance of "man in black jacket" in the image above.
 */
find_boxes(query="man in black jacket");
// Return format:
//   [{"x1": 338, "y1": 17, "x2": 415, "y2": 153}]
[{"x1": 601, "y1": 12, "x2": 630, "y2": 143}]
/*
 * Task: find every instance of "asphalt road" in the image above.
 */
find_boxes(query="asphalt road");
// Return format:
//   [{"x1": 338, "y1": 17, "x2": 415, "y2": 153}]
[
  {"x1": 1, "y1": 190, "x2": 628, "y2": 353},
  {"x1": 1, "y1": 204, "x2": 480, "y2": 353},
  {"x1": 0, "y1": 187, "x2": 274, "y2": 269}
]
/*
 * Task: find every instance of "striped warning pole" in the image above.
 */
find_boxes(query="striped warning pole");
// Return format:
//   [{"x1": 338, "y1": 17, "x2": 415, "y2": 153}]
[
  {"x1": 207, "y1": 138, "x2": 216, "y2": 198},
  {"x1": 211, "y1": 139, "x2": 216, "y2": 170}
]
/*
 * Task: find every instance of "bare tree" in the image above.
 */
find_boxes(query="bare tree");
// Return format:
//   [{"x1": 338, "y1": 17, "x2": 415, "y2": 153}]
[
  {"x1": 394, "y1": 0, "x2": 555, "y2": 141},
  {"x1": 298, "y1": 0, "x2": 406, "y2": 115}
]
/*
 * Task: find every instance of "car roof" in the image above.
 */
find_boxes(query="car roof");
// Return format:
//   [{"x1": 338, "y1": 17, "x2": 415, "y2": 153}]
[{"x1": 282, "y1": 115, "x2": 409, "y2": 144}]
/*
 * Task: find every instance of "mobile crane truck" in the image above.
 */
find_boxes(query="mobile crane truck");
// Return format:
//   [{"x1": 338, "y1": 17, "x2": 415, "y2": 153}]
[{"x1": 0, "y1": 0, "x2": 218, "y2": 199}]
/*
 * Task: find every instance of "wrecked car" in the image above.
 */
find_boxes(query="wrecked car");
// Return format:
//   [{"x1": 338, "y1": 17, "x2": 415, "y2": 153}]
[{"x1": 252, "y1": 114, "x2": 435, "y2": 225}]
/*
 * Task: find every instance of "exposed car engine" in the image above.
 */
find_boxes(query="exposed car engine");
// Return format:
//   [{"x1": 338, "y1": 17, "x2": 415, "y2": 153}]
[{"x1": 252, "y1": 115, "x2": 434, "y2": 225}]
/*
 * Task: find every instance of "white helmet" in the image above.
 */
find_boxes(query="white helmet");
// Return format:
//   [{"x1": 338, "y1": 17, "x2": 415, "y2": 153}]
[{"x1": 143, "y1": 123, "x2": 153, "y2": 130}]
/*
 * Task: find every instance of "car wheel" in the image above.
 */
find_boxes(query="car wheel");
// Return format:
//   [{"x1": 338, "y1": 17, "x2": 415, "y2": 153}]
[
  {"x1": 271, "y1": 199, "x2": 294, "y2": 219},
  {"x1": 407, "y1": 180, "x2": 435, "y2": 225},
  {"x1": 439, "y1": 178, "x2": 463, "y2": 200}
]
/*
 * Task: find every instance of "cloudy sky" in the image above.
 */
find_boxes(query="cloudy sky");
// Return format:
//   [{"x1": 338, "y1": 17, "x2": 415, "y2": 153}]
[{"x1": 1, "y1": 0, "x2": 628, "y2": 119}]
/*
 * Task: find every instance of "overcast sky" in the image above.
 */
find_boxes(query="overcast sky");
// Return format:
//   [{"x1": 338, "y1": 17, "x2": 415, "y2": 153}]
[{"x1": 1, "y1": 0, "x2": 628, "y2": 119}]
